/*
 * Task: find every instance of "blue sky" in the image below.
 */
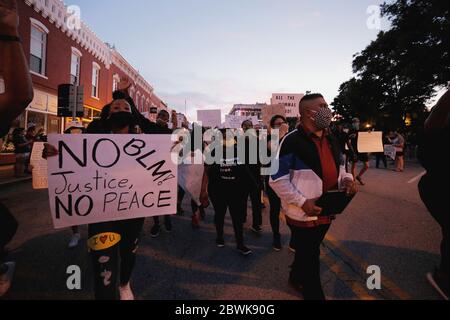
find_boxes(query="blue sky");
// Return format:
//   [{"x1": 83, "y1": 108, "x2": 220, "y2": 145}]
[{"x1": 69, "y1": 0, "x2": 388, "y2": 120}]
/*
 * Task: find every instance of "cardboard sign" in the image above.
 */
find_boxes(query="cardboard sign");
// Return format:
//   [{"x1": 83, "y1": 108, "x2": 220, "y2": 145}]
[
  {"x1": 357, "y1": 131, "x2": 384, "y2": 153},
  {"x1": 197, "y1": 110, "x2": 222, "y2": 128},
  {"x1": 384, "y1": 144, "x2": 397, "y2": 160},
  {"x1": 224, "y1": 115, "x2": 259, "y2": 129},
  {"x1": 47, "y1": 134, "x2": 178, "y2": 229},
  {"x1": 262, "y1": 104, "x2": 286, "y2": 126},
  {"x1": 30, "y1": 142, "x2": 48, "y2": 189}
]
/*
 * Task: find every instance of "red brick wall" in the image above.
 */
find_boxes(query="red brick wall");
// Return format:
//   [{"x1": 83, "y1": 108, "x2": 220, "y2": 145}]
[
  {"x1": 16, "y1": 1, "x2": 157, "y2": 114},
  {"x1": 17, "y1": 1, "x2": 110, "y2": 110}
]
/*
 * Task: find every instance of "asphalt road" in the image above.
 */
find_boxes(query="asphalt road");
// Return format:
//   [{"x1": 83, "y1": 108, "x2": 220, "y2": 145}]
[{"x1": 0, "y1": 159, "x2": 443, "y2": 300}]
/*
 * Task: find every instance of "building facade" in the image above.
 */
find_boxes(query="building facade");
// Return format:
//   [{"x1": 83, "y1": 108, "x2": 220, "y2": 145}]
[
  {"x1": 14, "y1": 0, "x2": 167, "y2": 134},
  {"x1": 271, "y1": 93, "x2": 304, "y2": 118}
]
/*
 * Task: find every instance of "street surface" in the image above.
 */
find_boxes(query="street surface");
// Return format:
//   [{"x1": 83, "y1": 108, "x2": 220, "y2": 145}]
[{"x1": 0, "y1": 160, "x2": 442, "y2": 300}]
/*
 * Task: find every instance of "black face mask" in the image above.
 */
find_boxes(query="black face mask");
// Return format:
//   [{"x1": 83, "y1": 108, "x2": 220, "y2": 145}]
[{"x1": 108, "y1": 112, "x2": 134, "y2": 129}]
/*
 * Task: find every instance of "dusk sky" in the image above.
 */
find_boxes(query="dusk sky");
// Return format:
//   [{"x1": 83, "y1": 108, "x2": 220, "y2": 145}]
[{"x1": 69, "y1": 0, "x2": 388, "y2": 120}]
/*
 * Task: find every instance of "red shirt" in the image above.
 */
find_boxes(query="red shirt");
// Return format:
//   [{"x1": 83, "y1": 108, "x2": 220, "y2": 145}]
[{"x1": 303, "y1": 127, "x2": 339, "y2": 192}]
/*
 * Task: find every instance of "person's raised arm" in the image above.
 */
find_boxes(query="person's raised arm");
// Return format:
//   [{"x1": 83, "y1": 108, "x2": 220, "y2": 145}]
[
  {"x1": 425, "y1": 89, "x2": 450, "y2": 135},
  {"x1": 0, "y1": 0, "x2": 34, "y2": 133},
  {"x1": 113, "y1": 77, "x2": 158, "y2": 133}
]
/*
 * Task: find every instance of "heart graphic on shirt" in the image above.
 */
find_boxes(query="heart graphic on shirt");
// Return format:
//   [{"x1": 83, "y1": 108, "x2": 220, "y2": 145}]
[
  {"x1": 100, "y1": 235, "x2": 108, "y2": 244},
  {"x1": 88, "y1": 233, "x2": 121, "y2": 251}
]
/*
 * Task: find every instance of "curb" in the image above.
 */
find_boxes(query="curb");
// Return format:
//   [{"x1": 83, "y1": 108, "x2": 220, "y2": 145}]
[{"x1": 0, "y1": 177, "x2": 32, "y2": 189}]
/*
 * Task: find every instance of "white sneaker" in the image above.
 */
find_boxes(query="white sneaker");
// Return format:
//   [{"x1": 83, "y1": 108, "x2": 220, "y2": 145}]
[
  {"x1": 119, "y1": 283, "x2": 135, "y2": 301},
  {"x1": 0, "y1": 262, "x2": 16, "y2": 297},
  {"x1": 68, "y1": 233, "x2": 81, "y2": 249}
]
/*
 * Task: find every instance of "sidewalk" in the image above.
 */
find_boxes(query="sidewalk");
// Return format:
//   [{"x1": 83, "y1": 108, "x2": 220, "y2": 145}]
[{"x1": 0, "y1": 165, "x2": 31, "y2": 189}]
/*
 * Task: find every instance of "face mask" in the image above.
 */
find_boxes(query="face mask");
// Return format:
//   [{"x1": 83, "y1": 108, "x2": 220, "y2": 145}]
[
  {"x1": 310, "y1": 108, "x2": 333, "y2": 130},
  {"x1": 353, "y1": 123, "x2": 360, "y2": 131},
  {"x1": 108, "y1": 111, "x2": 134, "y2": 129}
]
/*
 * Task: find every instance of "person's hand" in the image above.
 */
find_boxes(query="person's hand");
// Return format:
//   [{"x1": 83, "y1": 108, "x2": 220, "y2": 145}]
[
  {"x1": 42, "y1": 143, "x2": 58, "y2": 159},
  {"x1": 0, "y1": 0, "x2": 19, "y2": 32},
  {"x1": 117, "y1": 77, "x2": 133, "y2": 94},
  {"x1": 200, "y1": 191, "x2": 210, "y2": 208},
  {"x1": 341, "y1": 178, "x2": 357, "y2": 196},
  {"x1": 302, "y1": 198, "x2": 322, "y2": 217}
]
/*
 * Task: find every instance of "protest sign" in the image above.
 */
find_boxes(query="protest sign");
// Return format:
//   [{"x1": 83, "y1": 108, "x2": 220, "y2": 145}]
[
  {"x1": 178, "y1": 150, "x2": 205, "y2": 205},
  {"x1": 384, "y1": 144, "x2": 397, "y2": 160},
  {"x1": 357, "y1": 131, "x2": 384, "y2": 153},
  {"x1": 46, "y1": 134, "x2": 178, "y2": 229},
  {"x1": 262, "y1": 104, "x2": 286, "y2": 126},
  {"x1": 197, "y1": 110, "x2": 222, "y2": 128},
  {"x1": 224, "y1": 115, "x2": 259, "y2": 129},
  {"x1": 30, "y1": 142, "x2": 48, "y2": 189}
]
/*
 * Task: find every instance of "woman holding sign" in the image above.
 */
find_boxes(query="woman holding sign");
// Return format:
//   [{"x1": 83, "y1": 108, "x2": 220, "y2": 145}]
[{"x1": 44, "y1": 97, "x2": 146, "y2": 300}]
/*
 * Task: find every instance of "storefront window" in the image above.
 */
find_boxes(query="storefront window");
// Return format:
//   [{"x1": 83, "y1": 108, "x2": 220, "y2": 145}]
[
  {"x1": 27, "y1": 111, "x2": 46, "y2": 133},
  {"x1": 47, "y1": 115, "x2": 61, "y2": 134},
  {"x1": 83, "y1": 107, "x2": 92, "y2": 120},
  {"x1": 92, "y1": 109, "x2": 101, "y2": 120}
]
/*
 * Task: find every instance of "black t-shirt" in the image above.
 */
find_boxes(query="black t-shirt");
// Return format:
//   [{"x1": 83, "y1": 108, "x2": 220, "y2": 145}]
[
  {"x1": 13, "y1": 134, "x2": 30, "y2": 154},
  {"x1": 336, "y1": 131, "x2": 349, "y2": 153},
  {"x1": 206, "y1": 143, "x2": 252, "y2": 192}
]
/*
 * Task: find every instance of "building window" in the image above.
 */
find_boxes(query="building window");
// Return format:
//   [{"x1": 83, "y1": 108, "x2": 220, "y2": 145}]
[
  {"x1": 30, "y1": 20, "x2": 48, "y2": 76},
  {"x1": 136, "y1": 93, "x2": 141, "y2": 111},
  {"x1": 91, "y1": 63, "x2": 100, "y2": 98},
  {"x1": 70, "y1": 48, "x2": 82, "y2": 85},
  {"x1": 112, "y1": 74, "x2": 120, "y2": 92}
]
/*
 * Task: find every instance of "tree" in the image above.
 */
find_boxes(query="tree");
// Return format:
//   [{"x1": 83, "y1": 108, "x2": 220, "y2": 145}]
[{"x1": 332, "y1": 0, "x2": 449, "y2": 131}]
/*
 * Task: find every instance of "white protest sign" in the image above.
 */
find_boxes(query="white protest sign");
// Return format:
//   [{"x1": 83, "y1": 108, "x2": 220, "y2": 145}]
[
  {"x1": 384, "y1": 144, "x2": 397, "y2": 160},
  {"x1": 225, "y1": 115, "x2": 259, "y2": 129},
  {"x1": 47, "y1": 134, "x2": 178, "y2": 229},
  {"x1": 357, "y1": 131, "x2": 384, "y2": 153},
  {"x1": 178, "y1": 150, "x2": 205, "y2": 205},
  {"x1": 197, "y1": 110, "x2": 222, "y2": 128},
  {"x1": 30, "y1": 142, "x2": 48, "y2": 189}
]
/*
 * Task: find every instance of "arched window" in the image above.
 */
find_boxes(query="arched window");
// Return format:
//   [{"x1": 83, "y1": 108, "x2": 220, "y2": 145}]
[
  {"x1": 91, "y1": 62, "x2": 101, "y2": 98},
  {"x1": 29, "y1": 18, "x2": 49, "y2": 76},
  {"x1": 70, "y1": 47, "x2": 82, "y2": 85},
  {"x1": 112, "y1": 74, "x2": 120, "y2": 92}
]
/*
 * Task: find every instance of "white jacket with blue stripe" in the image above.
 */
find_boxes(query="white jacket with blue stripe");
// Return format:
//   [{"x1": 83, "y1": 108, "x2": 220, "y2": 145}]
[{"x1": 269, "y1": 127, "x2": 353, "y2": 222}]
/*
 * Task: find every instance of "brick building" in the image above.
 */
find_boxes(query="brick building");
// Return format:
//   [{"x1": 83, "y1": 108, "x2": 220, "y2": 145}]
[{"x1": 14, "y1": 0, "x2": 168, "y2": 134}]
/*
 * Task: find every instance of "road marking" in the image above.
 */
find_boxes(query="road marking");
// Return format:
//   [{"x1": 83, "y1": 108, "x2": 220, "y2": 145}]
[
  {"x1": 325, "y1": 235, "x2": 412, "y2": 300},
  {"x1": 322, "y1": 247, "x2": 376, "y2": 300},
  {"x1": 407, "y1": 171, "x2": 426, "y2": 184}
]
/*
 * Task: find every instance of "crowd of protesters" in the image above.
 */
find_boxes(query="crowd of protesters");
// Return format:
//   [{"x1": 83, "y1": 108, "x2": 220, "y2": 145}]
[{"x1": 1, "y1": 0, "x2": 448, "y2": 302}]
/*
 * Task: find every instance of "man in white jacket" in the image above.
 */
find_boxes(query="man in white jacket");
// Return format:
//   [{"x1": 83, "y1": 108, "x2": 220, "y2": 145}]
[{"x1": 270, "y1": 93, "x2": 357, "y2": 300}]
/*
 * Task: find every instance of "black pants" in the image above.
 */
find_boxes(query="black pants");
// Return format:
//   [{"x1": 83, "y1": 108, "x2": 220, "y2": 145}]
[
  {"x1": 153, "y1": 215, "x2": 171, "y2": 226},
  {"x1": 376, "y1": 153, "x2": 387, "y2": 168},
  {"x1": 267, "y1": 185, "x2": 281, "y2": 239},
  {"x1": 88, "y1": 218, "x2": 145, "y2": 300},
  {"x1": 209, "y1": 186, "x2": 246, "y2": 247},
  {"x1": 288, "y1": 223, "x2": 331, "y2": 300},
  {"x1": 177, "y1": 185, "x2": 185, "y2": 213},
  {"x1": 242, "y1": 185, "x2": 262, "y2": 228},
  {"x1": 419, "y1": 175, "x2": 450, "y2": 275},
  {"x1": 0, "y1": 203, "x2": 18, "y2": 264}
]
